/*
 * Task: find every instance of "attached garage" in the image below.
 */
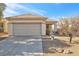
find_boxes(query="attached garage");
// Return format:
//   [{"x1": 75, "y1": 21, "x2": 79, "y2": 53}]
[{"x1": 7, "y1": 14, "x2": 47, "y2": 36}]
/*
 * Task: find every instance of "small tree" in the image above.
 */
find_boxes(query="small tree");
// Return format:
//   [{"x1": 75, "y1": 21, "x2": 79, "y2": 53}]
[
  {"x1": 0, "y1": 3, "x2": 6, "y2": 20},
  {"x1": 68, "y1": 25, "x2": 75, "y2": 43},
  {"x1": 0, "y1": 3, "x2": 6, "y2": 32},
  {"x1": 59, "y1": 17, "x2": 78, "y2": 43}
]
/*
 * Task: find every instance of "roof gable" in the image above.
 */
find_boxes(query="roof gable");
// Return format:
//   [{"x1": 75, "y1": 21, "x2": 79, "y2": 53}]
[{"x1": 6, "y1": 13, "x2": 48, "y2": 20}]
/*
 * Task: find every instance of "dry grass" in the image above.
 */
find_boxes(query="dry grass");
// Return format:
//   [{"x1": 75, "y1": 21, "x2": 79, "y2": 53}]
[{"x1": 42, "y1": 36, "x2": 79, "y2": 56}]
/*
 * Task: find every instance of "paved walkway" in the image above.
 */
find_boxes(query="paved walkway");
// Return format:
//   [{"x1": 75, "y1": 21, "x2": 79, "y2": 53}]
[{"x1": 0, "y1": 36, "x2": 43, "y2": 56}]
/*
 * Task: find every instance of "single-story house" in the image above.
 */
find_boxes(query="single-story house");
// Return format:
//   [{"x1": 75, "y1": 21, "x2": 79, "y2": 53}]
[{"x1": 2, "y1": 14, "x2": 57, "y2": 37}]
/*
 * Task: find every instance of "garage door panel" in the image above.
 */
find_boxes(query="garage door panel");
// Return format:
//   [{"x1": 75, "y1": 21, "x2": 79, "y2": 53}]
[{"x1": 13, "y1": 24, "x2": 41, "y2": 36}]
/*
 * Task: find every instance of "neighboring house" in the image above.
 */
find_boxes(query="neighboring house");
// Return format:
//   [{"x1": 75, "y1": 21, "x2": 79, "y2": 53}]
[
  {"x1": 0, "y1": 20, "x2": 8, "y2": 37},
  {"x1": 46, "y1": 20, "x2": 57, "y2": 35},
  {"x1": 4, "y1": 14, "x2": 57, "y2": 37},
  {"x1": 52, "y1": 22, "x2": 58, "y2": 32}
]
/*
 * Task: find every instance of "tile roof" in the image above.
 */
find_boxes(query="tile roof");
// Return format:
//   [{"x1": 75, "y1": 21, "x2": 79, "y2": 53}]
[{"x1": 5, "y1": 13, "x2": 48, "y2": 20}]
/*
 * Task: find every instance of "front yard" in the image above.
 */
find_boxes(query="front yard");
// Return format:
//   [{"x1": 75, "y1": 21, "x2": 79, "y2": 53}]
[
  {"x1": 42, "y1": 36, "x2": 79, "y2": 56},
  {"x1": 0, "y1": 36, "x2": 79, "y2": 56}
]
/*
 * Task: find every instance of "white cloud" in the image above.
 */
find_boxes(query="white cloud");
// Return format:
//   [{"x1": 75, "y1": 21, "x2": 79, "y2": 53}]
[
  {"x1": 3, "y1": 3, "x2": 21, "y2": 17},
  {"x1": 3, "y1": 3, "x2": 47, "y2": 17},
  {"x1": 3, "y1": 8, "x2": 19, "y2": 17}
]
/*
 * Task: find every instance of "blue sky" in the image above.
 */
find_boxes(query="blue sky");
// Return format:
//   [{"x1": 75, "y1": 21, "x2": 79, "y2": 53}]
[{"x1": 4, "y1": 3, "x2": 79, "y2": 20}]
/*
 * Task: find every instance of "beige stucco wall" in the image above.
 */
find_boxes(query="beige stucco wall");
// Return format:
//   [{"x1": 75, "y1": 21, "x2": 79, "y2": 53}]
[
  {"x1": 0, "y1": 20, "x2": 8, "y2": 33},
  {"x1": 8, "y1": 23, "x2": 14, "y2": 35},
  {"x1": 52, "y1": 23, "x2": 57, "y2": 31},
  {"x1": 41, "y1": 23, "x2": 46, "y2": 35},
  {"x1": 3, "y1": 21, "x2": 8, "y2": 33}
]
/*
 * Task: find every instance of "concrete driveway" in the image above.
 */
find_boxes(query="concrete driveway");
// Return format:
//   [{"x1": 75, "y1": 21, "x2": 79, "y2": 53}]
[{"x1": 0, "y1": 36, "x2": 43, "y2": 56}]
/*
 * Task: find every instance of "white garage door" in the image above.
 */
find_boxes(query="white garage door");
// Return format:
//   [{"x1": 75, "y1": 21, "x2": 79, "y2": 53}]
[{"x1": 9, "y1": 23, "x2": 41, "y2": 36}]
